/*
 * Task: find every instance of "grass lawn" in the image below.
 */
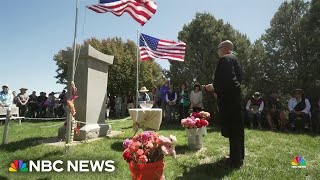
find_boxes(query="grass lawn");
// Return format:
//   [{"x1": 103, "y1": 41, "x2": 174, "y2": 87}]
[{"x1": 0, "y1": 118, "x2": 319, "y2": 180}]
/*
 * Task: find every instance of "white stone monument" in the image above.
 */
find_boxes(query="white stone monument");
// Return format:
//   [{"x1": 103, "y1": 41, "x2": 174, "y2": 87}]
[{"x1": 58, "y1": 45, "x2": 114, "y2": 141}]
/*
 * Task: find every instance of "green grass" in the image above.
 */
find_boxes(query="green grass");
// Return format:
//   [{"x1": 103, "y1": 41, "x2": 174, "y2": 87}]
[{"x1": 0, "y1": 118, "x2": 319, "y2": 180}]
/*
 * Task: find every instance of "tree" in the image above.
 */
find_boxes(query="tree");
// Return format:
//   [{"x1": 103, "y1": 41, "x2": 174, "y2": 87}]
[
  {"x1": 260, "y1": 0, "x2": 311, "y2": 95},
  {"x1": 168, "y1": 12, "x2": 251, "y2": 89},
  {"x1": 53, "y1": 37, "x2": 163, "y2": 95}
]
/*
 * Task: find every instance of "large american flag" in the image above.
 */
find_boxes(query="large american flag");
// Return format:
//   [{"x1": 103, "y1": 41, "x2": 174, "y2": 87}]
[
  {"x1": 139, "y1": 33, "x2": 186, "y2": 61},
  {"x1": 87, "y1": 0, "x2": 157, "y2": 26}
]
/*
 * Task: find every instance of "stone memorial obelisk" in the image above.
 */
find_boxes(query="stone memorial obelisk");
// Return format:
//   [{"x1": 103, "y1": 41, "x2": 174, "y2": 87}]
[{"x1": 58, "y1": 45, "x2": 114, "y2": 141}]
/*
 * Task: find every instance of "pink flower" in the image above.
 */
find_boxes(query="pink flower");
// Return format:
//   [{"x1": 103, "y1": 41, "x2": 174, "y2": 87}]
[
  {"x1": 138, "y1": 155, "x2": 148, "y2": 164},
  {"x1": 159, "y1": 135, "x2": 171, "y2": 143},
  {"x1": 161, "y1": 146, "x2": 168, "y2": 155},
  {"x1": 123, "y1": 138, "x2": 132, "y2": 149},
  {"x1": 136, "y1": 149, "x2": 144, "y2": 156},
  {"x1": 146, "y1": 141, "x2": 154, "y2": 148},
  {"x1": 122, "y1": 131, "x2": 177, "y2": 164},
  {"x1": 142, "y1": 131, "x2": 151, "y2": 142}
]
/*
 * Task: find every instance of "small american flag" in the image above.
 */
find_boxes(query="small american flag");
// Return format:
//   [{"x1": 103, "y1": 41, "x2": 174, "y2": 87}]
[
  {"x1": 139, "y1": 33, "x2": 186, "y2": 61},
  {"x1": 87, "y1": 0, "x2": 157, "y2": 26}
]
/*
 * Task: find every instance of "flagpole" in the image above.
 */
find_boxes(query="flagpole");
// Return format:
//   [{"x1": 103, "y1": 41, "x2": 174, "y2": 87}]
[
  {"x1": 136, "y1": 29, "x2": 140, "y2": 108},
  {"x1": 66, "y1": 0, "x2": 79, "y2": 145}
]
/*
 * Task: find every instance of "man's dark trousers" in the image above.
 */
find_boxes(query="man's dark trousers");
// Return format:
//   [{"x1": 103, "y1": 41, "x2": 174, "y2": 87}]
[{"x1": 217, "y1": 88, "x2": 244, "y2": 165}]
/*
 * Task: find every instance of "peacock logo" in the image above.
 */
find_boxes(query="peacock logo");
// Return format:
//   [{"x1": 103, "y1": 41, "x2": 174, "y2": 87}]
[
  {"x1": 291, "y1": 156, "x2": 306, "y2": 168},
  {"x1": 9, "y1": 160, "x2": 28, "y2": 172}
]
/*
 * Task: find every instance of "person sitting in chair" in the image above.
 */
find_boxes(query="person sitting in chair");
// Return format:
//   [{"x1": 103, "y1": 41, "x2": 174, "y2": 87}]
[
  {"x1": 246, "y1": 92, "x2": 264, "y2": 129},
  {"x1": 0, "y1": 85, "x2": 14, "y2": 107},
  {"x1": 288, "y1": 89, "x2": 311, "y2": 131},
  {"x1": 138, "y1": 86, "x2": 151, "y2": 102},
  {"x1": 266, "y1": 92, "x2": 286, "y2": 131}
]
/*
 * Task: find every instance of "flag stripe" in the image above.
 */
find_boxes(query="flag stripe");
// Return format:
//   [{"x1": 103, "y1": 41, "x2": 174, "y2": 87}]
[
  {"x1": 87, "y1": 0, "x2": 157, "y2": 26},
  {"x1": 140, "y1": 47, "x2": 185, "y2": 55}
]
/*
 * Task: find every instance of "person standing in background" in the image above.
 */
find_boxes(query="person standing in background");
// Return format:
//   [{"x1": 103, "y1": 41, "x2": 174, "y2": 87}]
[
  {"x1": 160, "y1": 80, "x2": 170, "y2": 119},
  {"x1": 178, "y1": 83, "x2": 190, "y2": 119},
  {"x1": 190, "y1": 83, "x2": 203, "y2": 112},
  {"x1": 149, "y1": 86, "x2": 159, "y2": 108}
]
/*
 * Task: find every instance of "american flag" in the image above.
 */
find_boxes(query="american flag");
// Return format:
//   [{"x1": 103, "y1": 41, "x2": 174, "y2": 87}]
[
  {"x1": 139, "y1": 33, "x2": 186, "y2": 61},
  {"x1": 87, "y1": 0, "x2": 157, "y2": 26}
]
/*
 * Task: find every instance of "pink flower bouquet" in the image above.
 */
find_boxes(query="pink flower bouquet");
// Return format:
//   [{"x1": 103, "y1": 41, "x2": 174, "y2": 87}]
[
  {"x1": 181, "y1": 111, "x2": 210, "y2": 129},
  {"x1": 123, "y1": 131, "x2": 177, "y2": 164}
]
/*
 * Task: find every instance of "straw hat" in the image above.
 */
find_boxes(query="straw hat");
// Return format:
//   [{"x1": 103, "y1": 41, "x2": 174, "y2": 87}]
[
  {"x1": 139, "y1": 86, "x2": 149, "y2": 92},
  {"x1": 20, "y1": 88, "x2": 28, "y2": 90},
  {"x1": 253, "y1": 92, "x2": 261, "y2": 97},
  {"x1": 2, "y1": 84, "x2": 9, "y2": 88},
  {"x1": 293, "y1": 89, "x2": 304, "y2": 94}
]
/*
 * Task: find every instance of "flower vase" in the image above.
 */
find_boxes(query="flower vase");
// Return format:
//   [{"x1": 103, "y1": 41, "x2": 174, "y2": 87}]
[
  {"x1": 129, "y1": 159, "x2": 165, "y2": 180},
  {"x1": 186, "y1": 128, "x2": 203, "y2": 150},
  {"x1": 201, "y1": 126, "x2": 207, "y2": 136}
]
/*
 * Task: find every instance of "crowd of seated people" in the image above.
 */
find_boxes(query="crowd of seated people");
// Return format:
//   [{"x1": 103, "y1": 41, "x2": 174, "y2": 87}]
[
  {"x1": 245, "y1": 89, "x2": 317, "y2": 132},
  {"x1": 0, "y1": 84, "x2": 67, "y2": 118}
]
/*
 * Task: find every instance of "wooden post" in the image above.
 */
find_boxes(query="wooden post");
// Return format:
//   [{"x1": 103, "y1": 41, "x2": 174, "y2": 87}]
[{"x1": 2, "y1": 108, "x2": 11, "y2": 145}]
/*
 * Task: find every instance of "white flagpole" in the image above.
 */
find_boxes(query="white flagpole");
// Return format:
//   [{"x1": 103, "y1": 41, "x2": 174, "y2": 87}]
[
  {"x1": 136, "y1": 29, "x2": 140, "y2": 108},
  {"x1": 66, "y1": 0, "x2": 79, "y2": 144}
]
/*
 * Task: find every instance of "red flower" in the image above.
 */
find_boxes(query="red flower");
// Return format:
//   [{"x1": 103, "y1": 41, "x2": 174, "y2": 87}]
[
  {"x1": 191, "y1": 112, "x2": 201, "y2": 118},
  {"x1": 123, "y1": 149, "x2": 132, "y2": 163}
]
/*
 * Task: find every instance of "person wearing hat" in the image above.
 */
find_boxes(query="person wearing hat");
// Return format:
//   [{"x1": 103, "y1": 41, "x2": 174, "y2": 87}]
[
  {"x1": 138, "y1": 86, "x2": 150, "y2": 102},
  {"x1": 17, "y1": 88, "x2": 29, "y2": 116},
  {"x1": 205, "y1": 40, "x2": 244, "y2": 169},
  {"x1": 265, "y1": 92, "x2": 286, "y2": 131},
  {"x1": 246, "y1": 92, "x2": 264, "y2": 129},
  {"x1": 0, "y1": 84, "x2": 14, "y2": 107},
  {"x1": 288, "y1": 89, "x2": 311, "y2": 131}
]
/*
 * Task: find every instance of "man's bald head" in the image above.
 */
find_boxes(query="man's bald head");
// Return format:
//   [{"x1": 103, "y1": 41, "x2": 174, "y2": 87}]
[{"x1": 218, "y1": 40, "x2": 234, "y2": 50}]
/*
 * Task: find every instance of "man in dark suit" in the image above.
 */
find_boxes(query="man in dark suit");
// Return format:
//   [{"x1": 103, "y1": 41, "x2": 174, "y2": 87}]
[{"x1": 206, "y1": 40, "x2": 244, "y2": 168}]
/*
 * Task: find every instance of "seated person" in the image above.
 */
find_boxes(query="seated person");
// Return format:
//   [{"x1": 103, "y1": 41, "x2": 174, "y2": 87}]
[
  {"x1": 266, "y1": 92, "x2": 286, "y2": 131},
  {"x1": 16, "y1": 88, "x2": 29, "y2": 116},
  {"x1": 0, "y1": 84, "x2": 14, "y2": 107},
  {"x1": 246, "y1": 92, "x2": 264, "y2": 129},
  {"x1": 138, "y1": 86, "x2": 151, "y2": 102},
  {"x1": 288, "y1": 89, "x2": 311, "y2": 131}
]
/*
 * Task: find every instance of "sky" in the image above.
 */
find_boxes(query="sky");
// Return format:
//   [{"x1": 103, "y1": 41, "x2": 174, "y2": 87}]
[{"x1": 0, "y1": 0, "x2": 288, "y2": 94}]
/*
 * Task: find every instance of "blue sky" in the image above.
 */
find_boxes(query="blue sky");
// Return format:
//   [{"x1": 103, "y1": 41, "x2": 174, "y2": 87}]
[{"x1": 0, "y1": 0, "x2": 289, "y2": 94}]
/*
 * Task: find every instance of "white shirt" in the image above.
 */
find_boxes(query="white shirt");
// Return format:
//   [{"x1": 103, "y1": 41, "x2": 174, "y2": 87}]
[
  {"x1": 190, "y1": 90, "x2": 203, "y2": 109},
  {"x1": 288, "y1": 97, "x2": 311, "y2": 114},
  {"x1": 246, "y1": 99, "x2": 264, "y2": 112}
]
